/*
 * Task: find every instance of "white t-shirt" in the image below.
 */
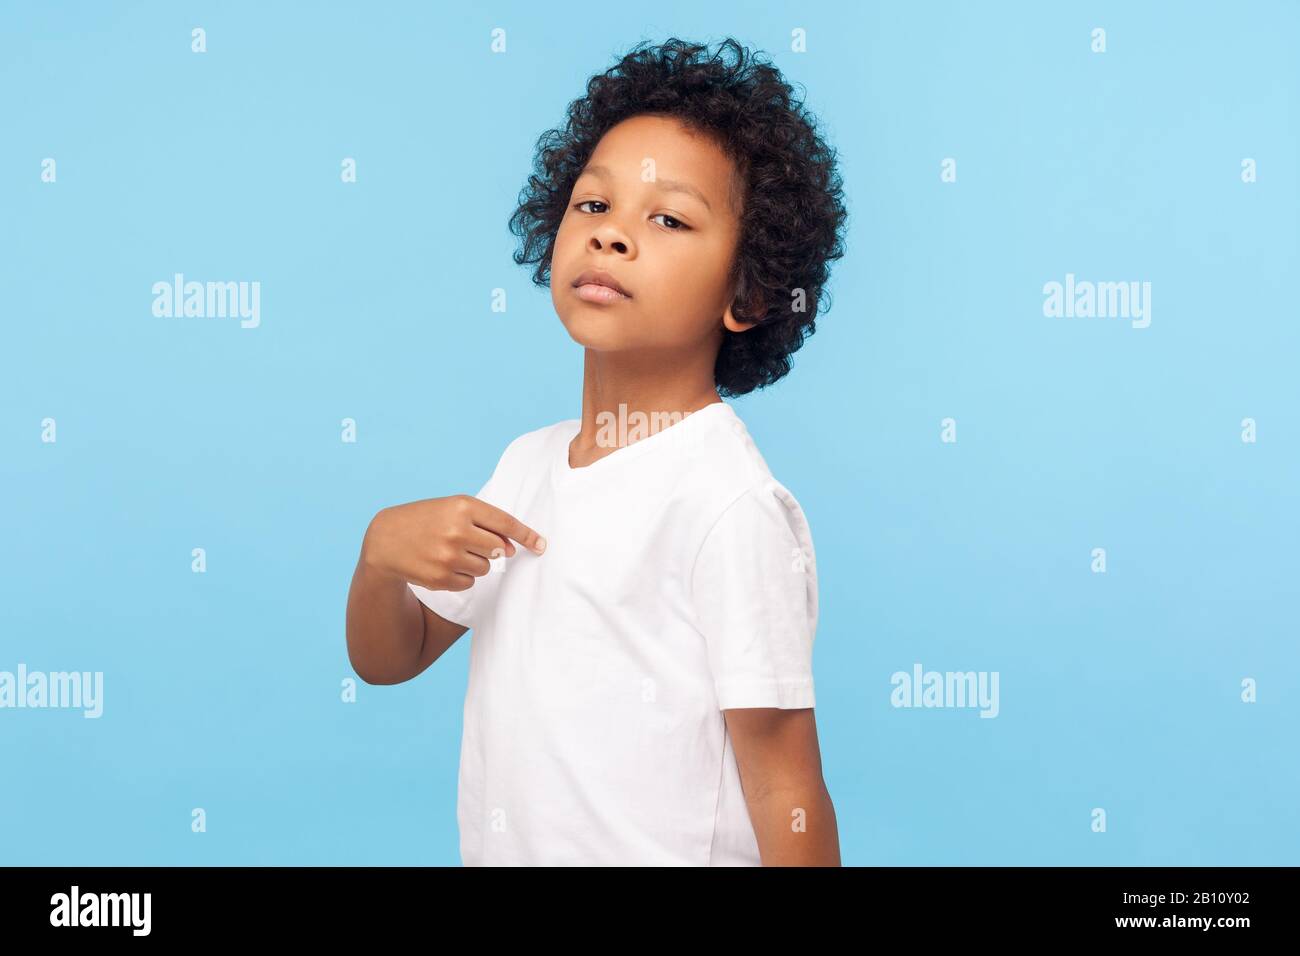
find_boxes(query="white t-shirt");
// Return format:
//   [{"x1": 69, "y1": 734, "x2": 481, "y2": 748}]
[{"x1": 409, "y1": 400, "x2": 818, "y2": 866}]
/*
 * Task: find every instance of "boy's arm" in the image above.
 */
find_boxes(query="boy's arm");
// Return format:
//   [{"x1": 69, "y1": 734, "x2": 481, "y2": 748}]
[
  {"x1": 345, "y1": 553, "x2": 468, "y2": 685},
  {"x1": 724, "y1": 707, "x2": 841, "y2": 866},
  {"x1": 346, "y1": 495, "x2": 541, "y2": 685}
]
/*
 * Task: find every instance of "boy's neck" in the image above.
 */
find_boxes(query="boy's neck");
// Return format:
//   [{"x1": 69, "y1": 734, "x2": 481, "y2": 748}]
[{"x1": 568, "y1": 348, "x2": 723, "y2": 468}]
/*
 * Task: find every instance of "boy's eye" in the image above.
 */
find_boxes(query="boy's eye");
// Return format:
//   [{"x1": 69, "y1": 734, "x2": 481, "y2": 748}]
[
  {"x1": 573, "y1": 200, "x2": 689, "y2": 231},
  {"x1": 650, "y1": 213, "x2": 688, "y2": 231}
]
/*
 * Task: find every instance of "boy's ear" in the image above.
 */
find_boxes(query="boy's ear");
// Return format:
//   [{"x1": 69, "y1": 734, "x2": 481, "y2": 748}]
[{"x1": 722, "y1": 297, "x2": 761, "y2": 333}]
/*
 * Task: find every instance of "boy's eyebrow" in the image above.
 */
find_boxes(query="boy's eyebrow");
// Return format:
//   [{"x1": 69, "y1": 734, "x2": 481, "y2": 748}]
[{"x1": 579, "y1": 163, "x2": 713, "y2": 212}]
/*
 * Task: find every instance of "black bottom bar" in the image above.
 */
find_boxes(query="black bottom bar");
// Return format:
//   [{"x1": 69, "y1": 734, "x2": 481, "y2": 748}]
[{"x1": 0, "y1": 865, "x2": 1282, "y2": 939}]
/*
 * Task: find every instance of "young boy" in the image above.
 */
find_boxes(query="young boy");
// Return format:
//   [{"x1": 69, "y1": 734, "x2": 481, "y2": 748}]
[{"x1": 346, "y1": 37, "x2": 847, "y2": 866}]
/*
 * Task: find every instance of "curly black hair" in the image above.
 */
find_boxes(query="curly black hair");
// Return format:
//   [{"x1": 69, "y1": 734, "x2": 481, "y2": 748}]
[{"x1": 508, "y1": 37, "x2": 848, "y2": 396}]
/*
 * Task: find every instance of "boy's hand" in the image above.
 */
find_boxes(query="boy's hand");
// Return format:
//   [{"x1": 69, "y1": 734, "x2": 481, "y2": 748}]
[{"x1": 362, "y1": 495, "x2": 546, "y2": 593}]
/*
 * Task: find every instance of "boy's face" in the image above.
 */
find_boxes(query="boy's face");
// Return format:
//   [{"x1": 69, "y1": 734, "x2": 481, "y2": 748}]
[{"x1": 550, "y1": 113, "x2": 754, "y2": 357}]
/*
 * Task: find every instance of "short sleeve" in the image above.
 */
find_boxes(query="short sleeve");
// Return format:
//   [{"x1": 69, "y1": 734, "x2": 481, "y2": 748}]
[
  {"x1": 407, "y1": 440, "x2": 517, "y2": 630},
  {"x1": 689, "y1": 479, "x2": 818, "y2": 710}
]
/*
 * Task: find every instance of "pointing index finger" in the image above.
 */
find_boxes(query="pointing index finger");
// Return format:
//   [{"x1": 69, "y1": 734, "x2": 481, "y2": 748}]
[{"x1": 469, "y1": 498, "x2": 546, "y2": 555}]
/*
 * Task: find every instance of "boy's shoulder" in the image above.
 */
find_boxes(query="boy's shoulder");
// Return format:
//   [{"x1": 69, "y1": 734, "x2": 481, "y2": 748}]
[
  {"x1": 674, "y1": 404, "x2": 808, "y2": 530},
  {"x1": 501, "y1": 417, "x2": 577, "y2": 459},
  {"x1": 676, "y1": 401, "x2": 776, "y2": 491}
]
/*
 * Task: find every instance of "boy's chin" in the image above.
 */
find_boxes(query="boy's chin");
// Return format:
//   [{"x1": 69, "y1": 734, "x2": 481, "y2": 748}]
[{"x1": 556, "y1": 312, "x2": 638, "y2": 350}]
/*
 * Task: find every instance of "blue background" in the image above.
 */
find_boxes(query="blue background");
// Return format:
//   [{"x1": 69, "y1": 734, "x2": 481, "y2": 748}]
[{"x1": 2, "y1": 0, "x2": 1296, "y2": 865}]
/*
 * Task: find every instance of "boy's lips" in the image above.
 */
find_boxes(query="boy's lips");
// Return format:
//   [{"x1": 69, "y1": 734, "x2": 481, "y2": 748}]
[
  {"x1": 574, "y1": 283, "x2": 632, "y2": 304},
  {"x1": 572, "y1": 268, "x2": 632, "y2": 302}
]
